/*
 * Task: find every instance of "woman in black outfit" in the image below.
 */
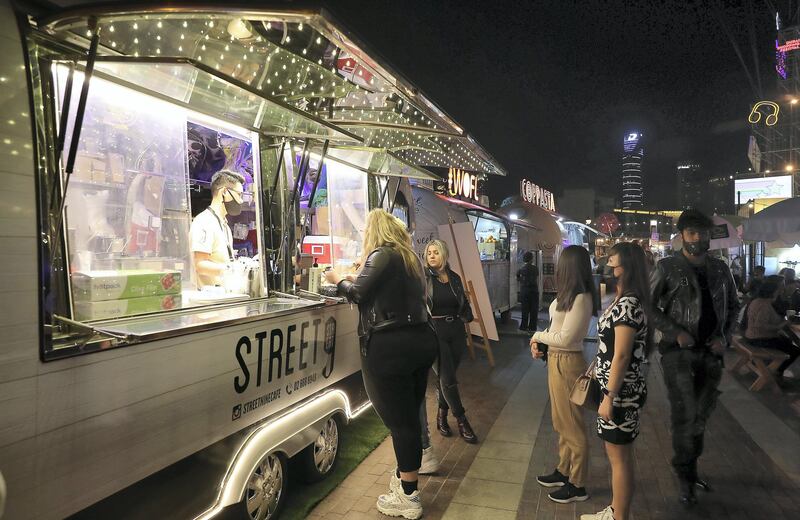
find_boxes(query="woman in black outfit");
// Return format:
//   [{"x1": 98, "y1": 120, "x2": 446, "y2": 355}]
[
  {"x1": 423, "y1": 239, "x2": 477, "y2": 444},
  {"x1": 325, "y1": 209, "x2": 436, "y2": 520}
]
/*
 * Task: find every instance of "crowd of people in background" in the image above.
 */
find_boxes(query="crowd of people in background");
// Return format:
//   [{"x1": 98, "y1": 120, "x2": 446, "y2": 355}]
[{"x1": 321, "y1": 206, "x2": 799, "y2": 520}]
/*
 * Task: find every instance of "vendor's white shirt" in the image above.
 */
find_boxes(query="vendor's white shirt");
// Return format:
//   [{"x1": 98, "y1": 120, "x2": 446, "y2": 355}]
[{"x1": 191, "y1": 207, "x2": 233, "y2": 287}]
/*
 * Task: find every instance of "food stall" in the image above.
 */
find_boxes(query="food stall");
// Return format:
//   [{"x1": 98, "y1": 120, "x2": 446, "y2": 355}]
[
  {"x1": 498, "y1": 183, "x2": 563, "y2": 300},
  {"x1": 411, "y1": 175, "x2": 518, "y2": 320},
  {"x1": 0, "y1": 3, "x2": 506, "y2": 520}
]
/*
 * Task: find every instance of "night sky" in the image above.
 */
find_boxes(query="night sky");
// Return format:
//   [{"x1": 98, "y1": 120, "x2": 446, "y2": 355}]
[{"x1": 329, "y1": 0, "x2": 779, "y2": 209}]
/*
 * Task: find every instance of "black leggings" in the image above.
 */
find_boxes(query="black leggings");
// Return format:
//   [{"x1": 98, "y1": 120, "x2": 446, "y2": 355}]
[
  {"x1": 433, "y1": 319, "x2": 468, "y2": 417},
  {"x1": 362, "y1": 324, "x2": 438, "y2": 473}
]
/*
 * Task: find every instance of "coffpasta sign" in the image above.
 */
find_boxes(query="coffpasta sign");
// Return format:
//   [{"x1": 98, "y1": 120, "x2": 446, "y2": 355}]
[{"x1": 520, "y1": 179, "x2": 556, "y2": 212}]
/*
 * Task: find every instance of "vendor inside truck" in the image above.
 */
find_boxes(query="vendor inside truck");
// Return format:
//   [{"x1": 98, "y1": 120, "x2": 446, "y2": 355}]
[{"x1": 190, "y1": 170, "x2": 247, "y2": 288}]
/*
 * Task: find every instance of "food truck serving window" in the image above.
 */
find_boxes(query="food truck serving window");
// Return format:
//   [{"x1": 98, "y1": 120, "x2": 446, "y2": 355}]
[
  {"x1": 55, "y1": 66, "x2": 267, "y2": 320},
  {"x1": 466, "y1": 211, "x2": 509, "y2": 261},
  {"x1": 298, "y1": 151, "x2": 368, "y2": 273},
  {"x1": 31, "y1": 57, "x2": 334, "y2": 359}
]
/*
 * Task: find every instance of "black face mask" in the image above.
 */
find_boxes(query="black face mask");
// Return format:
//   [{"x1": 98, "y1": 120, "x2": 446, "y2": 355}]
[
  {"x1": 224, "y1": 189, "x2": 243, "y2": 216},
  {"x1": 684, "y1": 239, "x2": 710, "y2": 256}
]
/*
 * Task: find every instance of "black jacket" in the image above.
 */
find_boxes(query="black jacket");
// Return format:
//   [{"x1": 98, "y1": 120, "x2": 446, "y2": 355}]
[
  {"x1": 337, "y1": 246, "x2": 430, "y2": 343},
  {"x1": 425, "y1": 267, "x2": 474, "y2": 323},
  {"x1": 650, "y1": 251, "x2": 739, "y2": 350},
  {"x1": 516, "y1": 262, "x2": 539, "y2": 291}
]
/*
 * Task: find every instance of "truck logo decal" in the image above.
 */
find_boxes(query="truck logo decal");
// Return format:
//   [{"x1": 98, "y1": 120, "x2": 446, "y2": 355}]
[{"x1": 231, "y1": 317, "x2": 337, "y2": 420}]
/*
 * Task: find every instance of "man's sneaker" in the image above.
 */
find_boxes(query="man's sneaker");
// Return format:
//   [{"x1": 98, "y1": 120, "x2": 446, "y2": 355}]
[
  {"x1": 581, "y1": 505, "x2": 615, "y2": 520},
  {"x1": 419, "y1": 446, "x2": 439, "y2": 475},
  {"x1": 536, "y1": 468, "x2": 568, "y2": 487},
  {"x1": 376, "y1": 489, "x2": 423, "y2": 519},
  {"x1": 548, "y1": 482, "x2": 589, "y2": 503}
]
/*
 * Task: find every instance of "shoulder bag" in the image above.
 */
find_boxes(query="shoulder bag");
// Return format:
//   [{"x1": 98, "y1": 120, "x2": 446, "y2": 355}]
[{"x1": 569, "y1": 358, "x2": 602, "y2": 410}]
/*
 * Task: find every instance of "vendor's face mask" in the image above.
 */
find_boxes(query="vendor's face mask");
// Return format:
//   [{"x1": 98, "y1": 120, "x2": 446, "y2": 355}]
[{"x1": 224, "y1": 188, "x2": 243, "y2": 216}]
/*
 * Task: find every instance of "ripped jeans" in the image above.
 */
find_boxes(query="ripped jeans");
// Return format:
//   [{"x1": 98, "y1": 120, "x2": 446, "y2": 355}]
[{"x1": 660, "y1": 348, "x2": 723, "y2": 483}]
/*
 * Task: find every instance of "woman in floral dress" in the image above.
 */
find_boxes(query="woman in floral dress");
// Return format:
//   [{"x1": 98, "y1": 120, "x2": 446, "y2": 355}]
[{"x1": 582, "y1": 242, "x2": 650, "y2": 520}]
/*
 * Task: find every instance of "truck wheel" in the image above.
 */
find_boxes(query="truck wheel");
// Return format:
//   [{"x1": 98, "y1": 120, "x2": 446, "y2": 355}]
[
  {"x1": 300, "y1": 415, "x2": 340, "y2": 482},
  {"x1": 244, "y1": 452, "x2": 287, "y2": 520},
  {"x1": 500, "y1": 310, "x2": 511, "y2": 324}
]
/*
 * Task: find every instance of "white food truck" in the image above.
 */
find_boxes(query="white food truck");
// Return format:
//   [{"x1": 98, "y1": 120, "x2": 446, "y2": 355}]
[{"x1": 0, "y1": 2, "x2": 507, "y2": 519}]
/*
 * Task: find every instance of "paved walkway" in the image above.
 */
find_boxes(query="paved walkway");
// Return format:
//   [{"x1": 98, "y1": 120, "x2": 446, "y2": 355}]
[{"x1": 307, "y1": 312, "x2": 800, "y2": 520}]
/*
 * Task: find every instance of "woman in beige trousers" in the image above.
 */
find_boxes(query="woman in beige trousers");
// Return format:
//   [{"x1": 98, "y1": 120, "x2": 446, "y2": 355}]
[{"x1": 530, "y1": 245, "x2": 597, "y2": 504}]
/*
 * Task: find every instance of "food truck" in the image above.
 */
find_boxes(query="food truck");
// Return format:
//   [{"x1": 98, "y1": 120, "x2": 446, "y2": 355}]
[
  {"x1": 0, "y1": 2, "x2": 507, "y2": 519},
  {"x1": 412, "y1": 175, "x2": 561, "y2": 320}
]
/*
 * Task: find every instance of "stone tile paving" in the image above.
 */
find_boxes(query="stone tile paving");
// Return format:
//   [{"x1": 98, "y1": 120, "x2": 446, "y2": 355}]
[
  {"x1": 306, "y1": 318, "x2": 536, "y2": 520},
  {"x1": 518, "y1": 348, "x2": 800, "y2": 520},
  {"x1": 306, "y1": 306, "x2": 800, "y2": 520}
]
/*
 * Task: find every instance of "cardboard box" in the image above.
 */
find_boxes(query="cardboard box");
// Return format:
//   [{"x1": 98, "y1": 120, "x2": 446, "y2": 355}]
[
  {"x1": 74, "y1": 293, "x2": 182, "y2": 321},
  {"x1": 311, "y1": 206, "x2": 330, "y2": 235},
  {"x1": 72, "y1": 269, "x2": 181, "y2": 302}
]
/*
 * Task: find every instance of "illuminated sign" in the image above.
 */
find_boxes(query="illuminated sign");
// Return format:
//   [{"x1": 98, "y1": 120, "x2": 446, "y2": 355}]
[
  {"x1": 734, "y1": 175, "x2": 793, "y2": 200},
  {"x1": 520, "y1": 179, "x2": 556, "y2": 211},
  {"x1": 748, "y1": 101, "x2": 780, "y2": 126},
  {"x1": 776, "y1": 38, "x2": 800, "y2": 52},
  {"x1": 776, "y1": 39, "x2": 788, "y2": 79},
  {"x1": 447, "y1": 167, "x2": 479, "y2": 201}
]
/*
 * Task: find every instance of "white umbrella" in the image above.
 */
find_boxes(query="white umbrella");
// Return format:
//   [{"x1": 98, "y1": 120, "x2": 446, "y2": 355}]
[
  {"x1": 671, "y1": 215, "x2": 743, "y2": 250},
  {"x1": 742, "y1": 197, "x2": 800, "y2": 245}
]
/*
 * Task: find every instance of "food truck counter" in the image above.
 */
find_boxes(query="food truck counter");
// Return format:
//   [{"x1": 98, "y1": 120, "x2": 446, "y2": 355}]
[{"x1": 84, "y1": 294, "x2": 335, "y2": 344}]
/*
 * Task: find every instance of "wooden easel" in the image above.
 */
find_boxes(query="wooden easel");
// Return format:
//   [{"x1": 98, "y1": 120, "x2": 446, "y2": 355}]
[{"x1": 447, "y1": 220, "x2": 495, "y2": 367}]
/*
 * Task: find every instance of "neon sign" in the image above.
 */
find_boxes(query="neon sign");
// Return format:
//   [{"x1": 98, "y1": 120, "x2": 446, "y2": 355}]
[
  {"x1": 748, "y1": 101, "x2": 780, "y2": 126},
  {"x1": 776, "y1": 39, "x2": 800, "y2": 52},
  {"x1": 447, "y1": 168, "x2": 479, "y2": 201},
  {"x1": 520, "y1": 179, "x2": 556, "y2": 212}
]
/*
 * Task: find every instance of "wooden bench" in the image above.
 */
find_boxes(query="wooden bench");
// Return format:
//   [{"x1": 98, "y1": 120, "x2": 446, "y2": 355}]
[{"x1": 730, "y1": 335, "x2": 789, "y2": 392}]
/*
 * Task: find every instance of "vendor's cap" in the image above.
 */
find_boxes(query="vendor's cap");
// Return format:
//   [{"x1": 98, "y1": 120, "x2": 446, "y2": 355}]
[{"x1": 677, "y1": 208, "x2": 713, "y2": 231}]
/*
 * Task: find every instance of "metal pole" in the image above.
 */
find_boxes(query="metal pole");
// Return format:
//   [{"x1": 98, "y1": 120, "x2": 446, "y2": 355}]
[
  {"x1": 52, "y1": 18, "x2": 100, "y2": 243},
  {"x1": 304, "y1": 140, "x2": 329, "y2": 237}
]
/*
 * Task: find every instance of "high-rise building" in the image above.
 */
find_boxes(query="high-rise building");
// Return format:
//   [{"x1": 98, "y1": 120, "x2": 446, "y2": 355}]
[
  {"x1": 708, "y1": 175, "x2": 735, "y2": 214},
  {"x1": 676, "y1": 162, "x2": 703, "y2": 210},
  {"x1": 622, "y1": 131, "x2": 644, "y2": 208},
  {"x1": 677, "y1": 161, "x2": 735, "y2": 214}
]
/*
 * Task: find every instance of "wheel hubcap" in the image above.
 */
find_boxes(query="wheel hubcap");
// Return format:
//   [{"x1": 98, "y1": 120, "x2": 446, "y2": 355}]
[
  {"x1": 246, "y1": 453, "x2": 284, "y2": 520},
  {"x1": 314, "y1": 417, "x2": 339, "y2": 475}
]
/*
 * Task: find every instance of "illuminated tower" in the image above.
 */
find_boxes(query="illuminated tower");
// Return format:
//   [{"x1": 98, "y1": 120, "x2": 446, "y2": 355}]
[{"x1": 622, "y1": 131, "x2": 644, "y2": 208}]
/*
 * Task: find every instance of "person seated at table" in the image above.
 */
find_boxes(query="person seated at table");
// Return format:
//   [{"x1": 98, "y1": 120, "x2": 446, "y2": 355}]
[
  {"x1": 776, "y1": 268, "x2": 800, "y2": 314},
  {"x1": 743, "y1": 266, "x2": 766, "y2": 300},
  {"x1": 743, "y1": 276, "x2": 800, "y2": 383}
]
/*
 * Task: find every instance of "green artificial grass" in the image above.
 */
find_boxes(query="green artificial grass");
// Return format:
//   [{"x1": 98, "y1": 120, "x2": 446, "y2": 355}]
[{"x1": 281, "y1": 409, "x2": 389, "y2": 520}]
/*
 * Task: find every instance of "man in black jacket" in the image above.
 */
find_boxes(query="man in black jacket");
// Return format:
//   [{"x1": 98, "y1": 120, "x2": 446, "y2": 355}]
[
  {"x1": 650, "y1": 209, "x2": 739, "y2": 507},
  {"x1": 517, "y1": 251, "x2": 540, "y2": 331}
]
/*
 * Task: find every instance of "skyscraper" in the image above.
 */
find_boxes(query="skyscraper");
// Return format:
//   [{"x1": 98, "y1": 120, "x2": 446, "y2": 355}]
[
  {"x1": 622, "y1": 131, "x2": 644, "y2": 208},
  {"x1": 676, "y1": 161, "x2": 703, "y2": 210}
]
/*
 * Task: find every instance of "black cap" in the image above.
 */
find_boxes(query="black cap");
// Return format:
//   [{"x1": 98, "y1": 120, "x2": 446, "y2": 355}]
[{"x1": 677, "y1": 209, "x2": 713, "y2": 231}]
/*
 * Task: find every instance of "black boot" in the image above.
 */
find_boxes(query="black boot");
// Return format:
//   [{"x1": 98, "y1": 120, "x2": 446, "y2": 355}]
[
  {"x1": 456, "y1": 415, "x2": 478, "y2": 444},
  {"x1": 437, "y1": 408, "x2": 452, "y2": 437},
  {"x1": 679, "y1": 480, "x2": 697, "y2": 507}
]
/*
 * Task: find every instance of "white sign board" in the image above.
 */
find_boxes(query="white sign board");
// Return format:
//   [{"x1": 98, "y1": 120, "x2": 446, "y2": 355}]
[
  {"x1": 734, "y1": 175, "x2": 793, "y2": 201},
  {"x1": 438, "y1": 222, "x2": 499, "y2": 341}
]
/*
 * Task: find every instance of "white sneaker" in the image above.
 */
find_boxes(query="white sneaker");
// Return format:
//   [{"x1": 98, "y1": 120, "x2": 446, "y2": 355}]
[
  {"x1": 389, "y1": 470, "x2": 402, "y2": 494},
  {"x1": 581, "y1": 505, "x2": 615, "y2": 520},
  {"x1": 376, "y1": 488, "x2": 423, "y2": 519},
  {"x1": 419, "y1": 446, "x2": 440, "y2": 475}
]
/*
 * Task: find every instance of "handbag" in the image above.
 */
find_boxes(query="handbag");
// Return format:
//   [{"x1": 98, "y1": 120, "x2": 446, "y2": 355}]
[{"x1": 569, "y1": 359, "x2": 602, "y2": 410}]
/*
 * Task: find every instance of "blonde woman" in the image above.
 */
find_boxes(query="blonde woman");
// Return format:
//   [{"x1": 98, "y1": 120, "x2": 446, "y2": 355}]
[
  {"x1": 423, "y1": 240, "x2": 476, "y2": 443},
  {"x1": 325, "y1": 209, "x2": 437, "y2": 520}
]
